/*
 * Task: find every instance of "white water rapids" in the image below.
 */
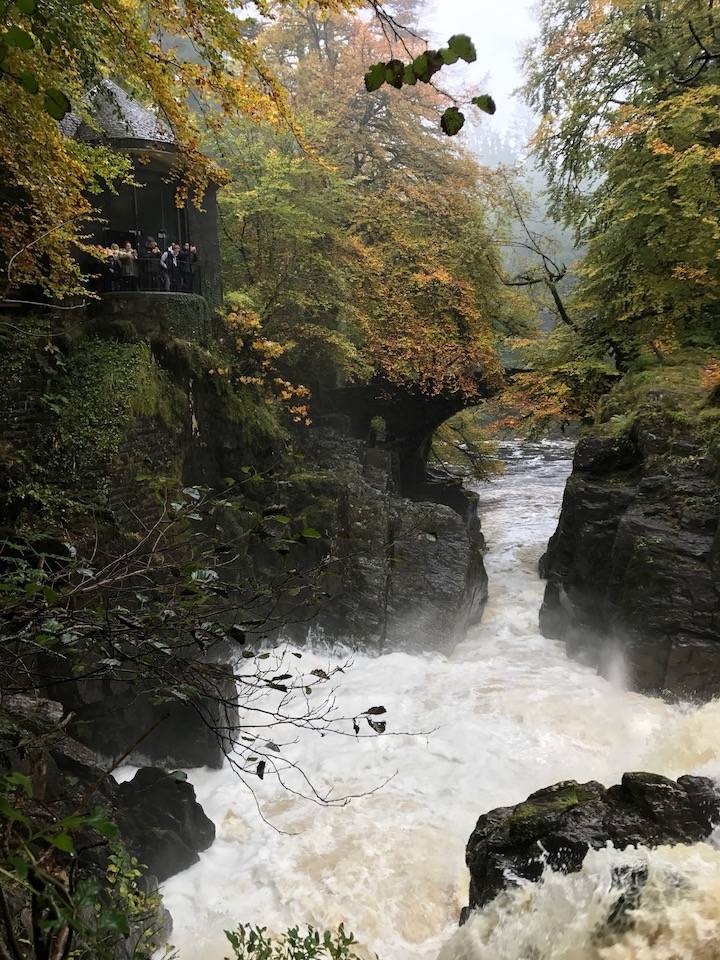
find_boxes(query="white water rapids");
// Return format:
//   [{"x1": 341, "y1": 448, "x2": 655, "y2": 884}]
[{"x1": 158, "y1": 440, "x2": 720, "y2": 959}]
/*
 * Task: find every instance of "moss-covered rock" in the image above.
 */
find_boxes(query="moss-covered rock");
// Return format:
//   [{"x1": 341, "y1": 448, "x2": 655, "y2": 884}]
[{"x1": 463, "y1": 773, "x2": 720, "y2": 918}]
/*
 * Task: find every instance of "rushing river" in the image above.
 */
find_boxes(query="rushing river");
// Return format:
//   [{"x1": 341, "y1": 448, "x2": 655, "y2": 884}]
[{"x1": 160, "y1": 439, "x2": 720, "y2": 959}]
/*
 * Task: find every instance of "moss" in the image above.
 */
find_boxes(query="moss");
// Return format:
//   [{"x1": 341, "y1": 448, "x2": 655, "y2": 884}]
[
  {"x1": 598, "y1": 352, "x2": 712, "y2": 426},
  {"x1": 224, "y1": 385, "x2": 286, "y2": 450},
  {"x1": 508, "y1": 785, "x2": 597, "y2": 823},
  {"x1": 46, "y1": 339, "x2": 185, "y2": 476},
  {"x1": 89, "y1": 318, "x2": 139, "y2": 343},
  {"x1": 3, "y1": 336, "x2": 189, "y2": 529},
  {"x1": 0, "y1": 313, "x2": 52, "y2": 412},
  {"x1": 593, "y1": 350, "x2": 720, "y2": 456},
  {"x1": 151, "y1": 334, "x2": 213, "y2": 380},
  {"x1": 287, "y1": 470, "x2": 337, "y2": 494}
]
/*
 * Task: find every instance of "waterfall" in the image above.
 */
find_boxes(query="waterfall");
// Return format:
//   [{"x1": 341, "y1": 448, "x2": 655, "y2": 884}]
[{"x1": 158, "y1": 439, "x2": 720, "y2": 959}]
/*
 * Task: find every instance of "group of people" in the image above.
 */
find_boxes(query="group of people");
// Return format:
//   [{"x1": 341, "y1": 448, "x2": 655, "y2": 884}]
[{"x1": 104, "y1": 238, "x2": 199, "y2": 293}]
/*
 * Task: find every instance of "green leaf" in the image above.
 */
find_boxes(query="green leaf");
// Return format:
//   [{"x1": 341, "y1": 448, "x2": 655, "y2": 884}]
[
  {"x1": 0, "y1": 796, "x2": 29, "y2": 826},
  {"x1": 440, "y1": 47, "x2": 460, "y2": 66},
  {"x1": 472, "y1": 94, "x2": 497, "y2": 115},
  {"x1": 364, "y1": 63, "x2": 386, "y2": 92},
  {"x1": 402, "y1": 65, "x2": 417, "y2": 86},
  {"x1": 441, "y1": 107, "x2": 465, "y2": 136},
  {"x1": 448, "y1": 34, "x2": 477, "y2": 63},
  {"x1": 20, "y1": 70, "x2": 38, "y2": 94},
  {"x1": 103, "y1": 910, "x2": 130, "y2": 935},
  {"x1": 4, "y1": 26, "x2": 34, "y2": 50},
  {"x1": 384, "y1": 58, "x2": 405, "y2": 89},
  {"x1": 44, "y1": 87, "x2": 70, "y2": 120},
  {"x1": 94, "y1": 819, "x2": 119, "y2": 838},
  {"x1": 301, "y1": 527, "x2": 322, "y2": 539},
  {"x1": 412, "y1": 52, "x2": 429, "y2": 81},
  {"x1": 15, "y1": 0, "x2": 37, "y2": 13},
  {"x1": 50, "y1": 832, "x2": 75, "y2": 854},
  {"x1": 6, "y1": 772, "x2": 32, "y2": 795},
  {"x1": 86, "y1": 809, "x2": 119, "y2": 838},
  {"x1": 8, "y1": 856, "x2": 28, "y2": 880},
  {"x1": 412, "y1": 50, "x2": 444, "y2": 83}
]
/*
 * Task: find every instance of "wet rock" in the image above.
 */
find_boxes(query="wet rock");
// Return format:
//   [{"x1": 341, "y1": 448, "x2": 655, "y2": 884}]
[
  {"x1": 463, "y1": 773, "x2": 720, "y2": 917},
  {"x1": 286, "y1": 425, "x2": 488, "y2": 652},
  {"x1": 540, "y1": 412, "x2": 720, "y2": 699},
  {"x1": 0, "y1": 700, "x2": 206, "y2": 953},
  {"x1": 116, "y1": 767, "x2": 215, "y2": 882},
  {"x1": 573, "y1": 434, "x2": 638, "y2": 475},
  {"x1": 46, "y1": 672, "x2": 237, "y2": 770}
]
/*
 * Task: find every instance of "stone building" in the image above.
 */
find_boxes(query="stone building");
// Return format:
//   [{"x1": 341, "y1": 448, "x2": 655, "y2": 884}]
[{"x1": 65, "y1": 80, "x2": 222, "y2": 309}]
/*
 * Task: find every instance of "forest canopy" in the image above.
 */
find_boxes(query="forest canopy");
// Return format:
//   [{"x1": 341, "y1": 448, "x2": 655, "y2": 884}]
[{"x1": 216, "y1": 7, "x2": 527, "y2": 402}]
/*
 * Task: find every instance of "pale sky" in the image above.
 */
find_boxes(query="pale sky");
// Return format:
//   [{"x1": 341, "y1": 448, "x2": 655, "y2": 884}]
[{"x1": 422, "y1": 0, "x2": 538, "y2": 131}]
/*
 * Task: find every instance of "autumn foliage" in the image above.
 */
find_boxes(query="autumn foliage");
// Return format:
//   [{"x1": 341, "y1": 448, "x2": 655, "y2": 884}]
[
  {"x1": 218, "y1": 9, "x2": 517, "y2": 405},
  {"x1": 0, "y1": 0, "x2": 356, "y2": 298},
  {"x1": 525, "y1": 0, "x2": 720, "y2": 359}
]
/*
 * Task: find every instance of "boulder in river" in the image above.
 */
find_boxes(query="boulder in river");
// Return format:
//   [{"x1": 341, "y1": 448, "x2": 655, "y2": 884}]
[
  {"x1": 461, "y1": 772, "x2": 720, "y2": 920},
  {"x1": 116, "y1": 767, "x2": 216, "y2": 882}
]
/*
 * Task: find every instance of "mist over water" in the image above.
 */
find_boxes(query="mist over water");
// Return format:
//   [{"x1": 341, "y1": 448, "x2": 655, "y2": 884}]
[{"x1": 161, "y1": 440, "x2": 720, "y2": 960}]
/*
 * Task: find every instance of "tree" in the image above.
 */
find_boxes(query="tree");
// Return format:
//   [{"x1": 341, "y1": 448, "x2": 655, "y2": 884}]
[
  {"x1": 524, "y1": 0, "x2": 720, "y2": 357},
  {"x1": 217, "y1": 7, "x2": 518, "y2": 404}
]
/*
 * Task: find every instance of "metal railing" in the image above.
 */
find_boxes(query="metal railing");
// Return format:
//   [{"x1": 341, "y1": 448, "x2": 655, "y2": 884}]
[{"x1": 101, "y1": 256, "x2": 203, "y2": 295}]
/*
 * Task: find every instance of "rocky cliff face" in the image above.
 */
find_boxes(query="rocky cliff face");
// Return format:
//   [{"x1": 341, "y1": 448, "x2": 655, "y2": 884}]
[
  {"x1": 286, "y1": 422, "x2": 487, "y2": 652},
  {"x1": 540, "y1": 361, "x2": 720, "y2": 699},
  {"x1": 1, "y1": 697, "x2": 215, "y2": 953}
]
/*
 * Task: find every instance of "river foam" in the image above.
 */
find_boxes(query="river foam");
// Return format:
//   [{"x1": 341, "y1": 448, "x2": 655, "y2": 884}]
[{"x1": 160, "y1": 439, "x2": 720, "y2": 960}]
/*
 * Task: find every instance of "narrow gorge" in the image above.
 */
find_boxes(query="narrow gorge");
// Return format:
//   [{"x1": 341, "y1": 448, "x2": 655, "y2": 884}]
[{"x1": 2, "y1": 0, "x2": 720, "y2": 957}]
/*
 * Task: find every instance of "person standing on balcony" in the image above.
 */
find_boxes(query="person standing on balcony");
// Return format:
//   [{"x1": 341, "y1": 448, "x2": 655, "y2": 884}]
[
  {"x1": 119, "y1": 241, "x2": 139, "y2": 290},
  {"x1": 104, "y1": 244, "x2": 122, "y2": 291},
  {"x1": 178, "y1": 242, "x2": 198, "y2": 293},
  {"x1": 144, "y1": 240, "x2": 163, "y2": 290},
  {"x1": 161, "y1": 242, "x2": 181, "y2": 291}
]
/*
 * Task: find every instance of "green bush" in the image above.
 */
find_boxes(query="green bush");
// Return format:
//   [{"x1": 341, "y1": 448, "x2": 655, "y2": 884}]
[{"x1": 224, "y1": 924, "x2": 363, "y2": 960}]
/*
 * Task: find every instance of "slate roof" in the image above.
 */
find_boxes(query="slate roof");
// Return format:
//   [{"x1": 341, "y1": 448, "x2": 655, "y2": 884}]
[{"x1": 62, "y1": 79, "x2": 175, "y2": 146}]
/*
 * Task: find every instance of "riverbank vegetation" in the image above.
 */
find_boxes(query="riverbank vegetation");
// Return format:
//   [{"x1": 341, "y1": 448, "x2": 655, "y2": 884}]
[{"x1": 510, "y1": 0, "x2": 720, "y2": 426}]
